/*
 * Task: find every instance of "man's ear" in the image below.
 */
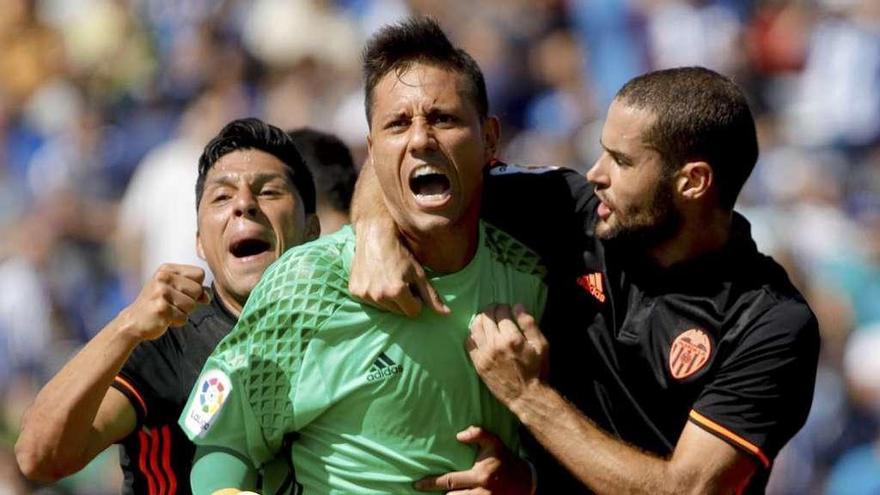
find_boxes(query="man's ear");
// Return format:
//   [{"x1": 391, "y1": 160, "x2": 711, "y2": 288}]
[
  {"x1": 483, "y1": 116, "x2": 501, "y2": 162},
  {"x1": 196, "y1": 231, "x2": 206, "y2": 261},
  {"x1": 304, "y1": 214, "x2": 321, "y2": 242},
  {"x1": 676, "y1": 161, "x2": 713, "y2": 201}
]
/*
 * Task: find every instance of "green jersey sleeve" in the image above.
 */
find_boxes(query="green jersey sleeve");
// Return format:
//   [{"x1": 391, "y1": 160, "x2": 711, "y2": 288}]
[
  {"x1": 179, "y1": 240, "x2": 348, "y2": 483},
  {"x1": 189, "y1": 446, "x2": 259, "y2": 494}
]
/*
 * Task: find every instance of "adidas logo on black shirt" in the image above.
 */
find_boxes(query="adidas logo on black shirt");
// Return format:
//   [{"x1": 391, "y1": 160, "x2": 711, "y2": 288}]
[{"x1": 366, "y1": 352, "x2": 403, "y2": 382}]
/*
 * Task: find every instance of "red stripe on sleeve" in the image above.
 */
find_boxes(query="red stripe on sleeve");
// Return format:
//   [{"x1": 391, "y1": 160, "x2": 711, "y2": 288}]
[
  {"x1": 689, "y1": 410, "x2": 771, "y2": 468},
  {"x1": 161, "y1": 426, "x2": 178, "y2": 495},
  {"x1": 114, "y1": 376, "x2": 149, "y2": 418},
  {"x1": 138, "y1": 430, "x2": 158, "y2": 495},
  {"x1": 149, "y1": 427, "x2": 167, "y2": 495}
]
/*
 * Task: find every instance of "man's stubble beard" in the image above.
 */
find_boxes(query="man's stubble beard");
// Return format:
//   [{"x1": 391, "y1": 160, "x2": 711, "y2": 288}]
[{"x1": 597, "y1": 177, "x2": 682, "y2": 249}]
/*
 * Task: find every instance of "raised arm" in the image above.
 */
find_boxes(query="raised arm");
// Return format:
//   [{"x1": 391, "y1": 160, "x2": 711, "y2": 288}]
[
  {"x1": 466, "y1": 305, "x2": 767, "y2": 495},
  {"x1": 508, "y1": 386, "x2": 756, "y2": 494},
  {"x1": 349, "y1": 159, "x2": 448, "y2": 316},
  {"x1": 16, "y1": 264, "x2": 207, "y2": 482}
]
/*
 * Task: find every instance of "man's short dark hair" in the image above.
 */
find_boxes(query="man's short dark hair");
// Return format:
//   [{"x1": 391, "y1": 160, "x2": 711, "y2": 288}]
[
  {"x1": 362, "y1": 16, "x2": 489, "y2": 126},
  {"x1": 288, "y1": 128, "x2": 357, "y2": 214},
  {"x1": 615, "y1": 67, "x2": 759, "y2": 210},
  {"x1": 196, "y1": 118, "x2": 316, "y2": 214}
]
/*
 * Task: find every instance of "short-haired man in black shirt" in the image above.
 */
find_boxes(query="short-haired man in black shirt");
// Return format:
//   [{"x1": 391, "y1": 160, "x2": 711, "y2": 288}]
[
  {"x1": 350, "y1": 67, "x2": 820, "y2": 494},
  {"x1": 16, "y1": 118, "x2": 320, "y2": 494}
]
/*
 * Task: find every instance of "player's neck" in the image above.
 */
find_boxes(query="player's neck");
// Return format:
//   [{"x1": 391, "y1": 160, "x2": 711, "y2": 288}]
[
  {"x1": 213, "y1": 287, "x2": 244, "y2": 318},
  {"x1": 648, "y1": 209, "x2": 732, "y2": 269},
  {"x1": 402, "y1": 218, "x2": 480, "y2": 274}
]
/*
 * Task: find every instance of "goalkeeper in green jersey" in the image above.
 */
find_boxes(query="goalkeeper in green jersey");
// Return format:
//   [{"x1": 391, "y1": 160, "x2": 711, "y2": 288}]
[{"x1": 179, "y1": 17, "x2": 546, "y2": 495}]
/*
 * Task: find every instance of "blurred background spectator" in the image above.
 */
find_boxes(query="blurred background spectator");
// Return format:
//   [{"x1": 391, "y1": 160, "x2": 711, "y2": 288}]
[
  {"x1": 289, "y1": 127, "x2": 358, "y2": 235},
  {"x1": 0, "y1": 0, "x2": 876, "y2": 493}
]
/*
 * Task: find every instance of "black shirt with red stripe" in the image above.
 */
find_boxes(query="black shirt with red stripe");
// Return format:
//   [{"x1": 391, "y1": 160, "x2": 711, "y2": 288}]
[
  {"x1": 481, "y1": 163, "x2": 820, "y2": 494},
  {"x1": 111, "y1": 291, "x2": 236, "y2": 495}
]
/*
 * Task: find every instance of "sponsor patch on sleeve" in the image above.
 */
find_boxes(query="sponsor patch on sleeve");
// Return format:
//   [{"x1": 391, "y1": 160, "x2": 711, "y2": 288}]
[
  {"x1": 184, "y1": 369, "x2": 232, "y2": 437},
  {"x1": 489, "y1": 163, "x2": 559, "y2": 176}
]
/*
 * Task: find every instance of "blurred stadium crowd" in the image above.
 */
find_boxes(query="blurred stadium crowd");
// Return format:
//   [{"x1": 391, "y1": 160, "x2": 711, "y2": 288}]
[{"x1": 0, "y1": 0, "x2": 878, "y2": 493}]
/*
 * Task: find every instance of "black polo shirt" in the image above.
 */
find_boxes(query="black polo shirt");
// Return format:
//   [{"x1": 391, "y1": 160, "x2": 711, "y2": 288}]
[
  {"x1": 482, "y1": 163, "x2": 820, "y2": 494},
  {"x1": 111, "y1": 291, "x2": 236, "y2": 495}
]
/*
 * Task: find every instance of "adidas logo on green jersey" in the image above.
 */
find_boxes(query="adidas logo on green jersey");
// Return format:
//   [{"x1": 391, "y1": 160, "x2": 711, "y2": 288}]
[{"x1": 366, "y1": 352, "x2": 403, "y2": 382}]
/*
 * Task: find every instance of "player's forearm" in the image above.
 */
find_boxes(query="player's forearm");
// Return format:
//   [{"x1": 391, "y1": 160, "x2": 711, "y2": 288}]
[
  {"x1": 511, "y1": 383, "x2": 701, "y2": 495},
  {"x1": 351, "y1": 159, "x2": 394, "y2": 230},
  {"x1": 16, "y1": 312, "x2": 143, "y2": 481}
]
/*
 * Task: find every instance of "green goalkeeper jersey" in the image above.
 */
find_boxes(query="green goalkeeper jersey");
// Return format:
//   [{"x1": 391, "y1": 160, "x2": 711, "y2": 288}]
[{"x1": 180, "y1": 223, "x2": 547, "y2": 494}]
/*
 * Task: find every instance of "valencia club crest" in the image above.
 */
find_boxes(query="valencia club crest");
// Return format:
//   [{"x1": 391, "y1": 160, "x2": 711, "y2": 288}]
[{"x1": 669, "y1": 328, "x2": 712, "y2": 380}]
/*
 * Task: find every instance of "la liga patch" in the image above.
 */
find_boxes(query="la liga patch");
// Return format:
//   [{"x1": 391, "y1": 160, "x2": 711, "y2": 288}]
[{"x1": 184, "y1": 369, "x2": 232, "y2": 437}]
